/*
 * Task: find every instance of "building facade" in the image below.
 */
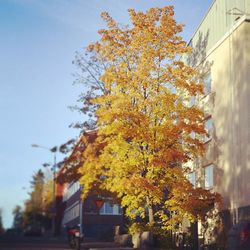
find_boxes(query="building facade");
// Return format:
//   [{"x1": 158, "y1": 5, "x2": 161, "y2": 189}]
[
  {"x1": 56, "y1": 131, "x2": 124, "y2": 240},
  {"x1": 61, "y1": 181, "x2": 123, "y2": 239},
  {"x1": 188, "y1": 0, "x2": 250, "y2": 244}
]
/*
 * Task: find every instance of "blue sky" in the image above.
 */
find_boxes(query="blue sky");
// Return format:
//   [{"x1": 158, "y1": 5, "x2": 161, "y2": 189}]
[{"x1": 0, "y1": 0, "x2": 212, "y2": 228}]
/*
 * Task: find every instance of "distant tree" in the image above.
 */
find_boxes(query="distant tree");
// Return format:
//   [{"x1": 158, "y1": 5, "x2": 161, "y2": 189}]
[
  {"x1": 23, "y1": 170, "x2": 51, "y2": 229},
  {"x1": 29, "y1": 170, "x2": 44, "y2": 213},
  {"x1": 42, "y1": 179, "x2": 53, "y2": 217},
  {"x1": 12, "y1": 205, "x2": 23, "y2": 230},
  {"x1": 0, "y1": 208, "x2": 4, "y2": 235}
]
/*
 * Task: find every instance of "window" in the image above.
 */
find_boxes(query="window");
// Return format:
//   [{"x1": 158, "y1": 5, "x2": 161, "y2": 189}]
[
  {"x1": 62, "y1": 201, "x2": 80, "y2": 224},
  {"x1": 204, "y1": 73, "x2": 212, "y2": 95},
  {"x1": 189, "y1": 96, "x2": 196, "y2": 107},
  {"x1": 205, "y1": 118, "x2": 213, "y2": 142},
  {"x1": 63, "y1": 182, "x2": 81, "y2": 201},
  {"x1": 99, "y1": 202, "x2": 122, "y2": 215},
  {"x1": 104, "y1": 202, "x2": 113, "y2": 214},
  {"x1": 118, "y1": 206, "x2": 123, "y2": 214},
  {"x1": 204, "y1": 164, "x2": 214, "y2": 189},
  {"x1": 188, "y1": 172, "x2": 196, "y2": 187}
]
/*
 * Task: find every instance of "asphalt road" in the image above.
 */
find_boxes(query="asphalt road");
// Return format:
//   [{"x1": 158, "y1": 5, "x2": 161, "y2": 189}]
[{"x1": 0, "y1": 235, "x2": 70, "y2": 250}]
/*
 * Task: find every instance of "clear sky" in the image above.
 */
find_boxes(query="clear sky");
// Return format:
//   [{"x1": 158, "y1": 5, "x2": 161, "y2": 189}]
[{"x1": 0, "y1": 0, "x2": 212, "y2": 228}]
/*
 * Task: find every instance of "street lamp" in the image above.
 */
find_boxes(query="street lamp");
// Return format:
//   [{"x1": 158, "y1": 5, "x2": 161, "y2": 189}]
[{"x1": 31, "y1": 143, "x2": 57, "y2": 236}]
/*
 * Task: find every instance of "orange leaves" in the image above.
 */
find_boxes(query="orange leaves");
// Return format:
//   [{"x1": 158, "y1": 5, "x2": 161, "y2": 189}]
[
  {"x1": 163, "y1": 176, "x2": 221, "y2": 228},
  {"x1": 130, "y1": 176, "x2": 162, "y2": 197},
  {"x1": 76, "y1": 6, "x2": 221, "y2": 233},
  {"x1": 100, "y1": 12, "x2": 117, "y2": 29}
]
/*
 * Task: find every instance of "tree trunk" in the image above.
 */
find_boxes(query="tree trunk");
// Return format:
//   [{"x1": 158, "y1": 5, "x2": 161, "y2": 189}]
[{"x1": 146, "y1": 196, "x2": 154, "y2": 225}]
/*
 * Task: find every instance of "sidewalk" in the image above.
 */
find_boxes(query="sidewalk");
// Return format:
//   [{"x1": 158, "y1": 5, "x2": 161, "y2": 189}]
[
  {"x1": 81, "y1": 241, "x2": 168, "y2": 250},
  {"x1": 81, "y1": 241, "x2": 124, "y2": 250},
  {"x1": 89, "y1": 248, "x2": 135, "y2": 250}
]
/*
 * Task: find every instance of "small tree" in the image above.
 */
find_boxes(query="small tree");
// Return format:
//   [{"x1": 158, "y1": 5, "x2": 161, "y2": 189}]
[
  {"x1": 12, "y1": 205, "x2": 23, "y2": 230},
  {"x1": 23, "y1": 170, "x2": 51, "y2": 230},
  {"x1": 0, "y1": 208, "x2": 4, "y2": 235},
  {"x1": 79, "y1": 6, "x2": 220, "y2": 233}
]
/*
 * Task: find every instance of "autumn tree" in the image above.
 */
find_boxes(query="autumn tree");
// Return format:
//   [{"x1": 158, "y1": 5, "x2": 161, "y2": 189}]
[
  {"x1": 23, "y1": 170, "x2": 51, "y2": 230},
  {"x1": 70, "y1": 50, "x2": 107, "y2": 131},
  {"x1": 78, "y1": 6, "x2": 220, "y2": 233},
  {"x1": 42, "y1": 178, "x2": 54, "y2": 217}
]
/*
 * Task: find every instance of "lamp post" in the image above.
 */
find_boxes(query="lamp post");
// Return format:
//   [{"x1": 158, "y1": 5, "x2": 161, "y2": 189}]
[{"x1": 31, "y1": 143, "x2": 57, "y2": 236}]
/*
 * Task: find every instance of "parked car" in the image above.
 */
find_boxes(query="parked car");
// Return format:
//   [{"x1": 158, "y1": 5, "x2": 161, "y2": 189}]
[
  {"x1": 226, "y1": 220, "x2": 250, "y2": 250},
  {"x1": 4, "y1": 228, "x2": 22, "y2": 236},
  {"x1": 23, "y1": 226, "x2": 42, "y2": 237}
]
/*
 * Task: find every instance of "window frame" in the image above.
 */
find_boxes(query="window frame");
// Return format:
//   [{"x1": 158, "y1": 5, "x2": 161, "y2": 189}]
[
  {"x1": 99, "y1": 202, "x2": 122, "y2": 215},
  {"x1": 204, "y1": 72, "x2": 212, "y2": 96},
  {"x1": 188, "y1": 171, "x2": 196, "y2": 187},
  {"x1": 204, "y1": 163, "x2": 214, "y2": 190},
  {"x1": 204, "y1": 116, "x2": 213, "y2": 143}
]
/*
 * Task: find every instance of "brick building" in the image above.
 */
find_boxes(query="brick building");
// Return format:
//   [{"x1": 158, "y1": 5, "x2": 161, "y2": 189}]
[{"x1": 55, "y1": 131, "x2": 123, "y2": 239}]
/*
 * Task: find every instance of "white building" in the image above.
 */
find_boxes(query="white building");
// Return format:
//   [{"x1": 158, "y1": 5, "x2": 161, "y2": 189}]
[{"x1": 187, "y1": 0, "x2": 250, "y2": 244}]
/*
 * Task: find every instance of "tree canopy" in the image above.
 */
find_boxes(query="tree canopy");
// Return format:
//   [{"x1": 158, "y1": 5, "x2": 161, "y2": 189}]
[
  {"x1": 22, "y1": 170, "x2": 52, "y2": 230},
  {"x1": 77, "y1": 6, "x2": 220, "y2": 233}
]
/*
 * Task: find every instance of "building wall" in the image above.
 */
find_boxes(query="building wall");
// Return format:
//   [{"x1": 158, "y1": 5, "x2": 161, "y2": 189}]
[
  {"x1": 190, "y1": 12, "x2": 250, "y2": 233},
  {"x1": 187, "y1": 3, "x2": 250, "y2": 246},
  {"x1": 55, "y1": 181, "x2": 66, "y2": 235},
  {"x1": 190, "y1": 0, "x2": 250, "y2": 55},
  {"x1": 61, "y1": 181, "x2": 123, "y2": 239},
  {"x1": 204, "y1": 19, "x2": 250, "y2": 220}
]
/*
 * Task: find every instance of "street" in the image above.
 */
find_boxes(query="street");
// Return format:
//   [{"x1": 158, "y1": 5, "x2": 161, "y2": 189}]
[{"x1": 0, "y1": 235, "x2": 70, "y2": 250}]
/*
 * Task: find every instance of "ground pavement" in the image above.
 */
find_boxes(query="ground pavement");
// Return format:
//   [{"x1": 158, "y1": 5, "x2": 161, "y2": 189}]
[{"x1": 0, "y1": 235, "x2": 165, "y2": 250}]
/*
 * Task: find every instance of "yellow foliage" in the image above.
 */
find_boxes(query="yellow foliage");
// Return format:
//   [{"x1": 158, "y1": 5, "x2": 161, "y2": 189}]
[
  {"x1": 78, "y1": 6, "x2": 221, "y2": 233},
  {"x1": 42, "y1": 179, "x2": 53, "y2": 216}
]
